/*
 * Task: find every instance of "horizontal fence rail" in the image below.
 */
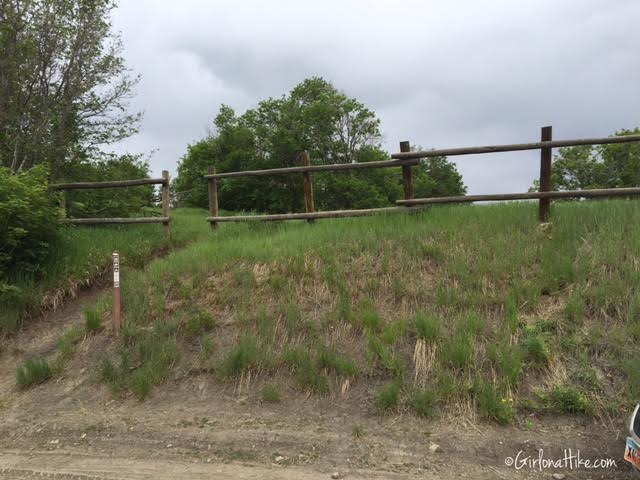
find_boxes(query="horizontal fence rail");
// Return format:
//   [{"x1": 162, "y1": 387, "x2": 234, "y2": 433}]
[
  {"x1": 397, "y1": 187, "x2": 640, "y2": 206},
  {"x1": 390, "y1": 134, "x2": 640, "y2": 160},
  {"x1": 204, "y1": 128, "x2": 640, "y2": 229},
  {"x1": 207, "y1": 206, "x2": 429, "y2": 223},
  {"x1": 50, "y1": 177, "x2": 167, "y2": 190},
  {"x1": 61, "y1": 216, "x2": 170, "y2": 225},
  {"x1": 53, "y1": 171, "x2": 171, "y2": 235},
  {"x1": 203, "y1": 157, "x2": 419, "y2": 179}
]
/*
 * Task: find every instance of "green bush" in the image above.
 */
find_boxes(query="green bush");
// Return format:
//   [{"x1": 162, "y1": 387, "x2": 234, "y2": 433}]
[
  {"x1": 549, "y1": 386, "x2": 590, "y2": 414},
  {"x1": 0, "y1": 166, "x2": 60, "y2": 279},
  {"x1": 60, "y1": 155, "x2": 154, "y2": 218}
]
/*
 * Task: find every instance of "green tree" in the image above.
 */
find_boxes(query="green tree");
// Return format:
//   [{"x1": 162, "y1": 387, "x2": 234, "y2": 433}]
[
  {"x1": 531, "y1": 128, "x2": 640, "y2": 191},
  {"x1": 60, "y1": 154, "x2": 154, "y2": 218},
  {"x1": 0, "y1": 0, "x2": 140, "y2": 178},
  {"x1": 413, "y1": 156, "x2": 467, "y2": 198},
  {"x1": 173, "y1": 77, "x2": 467, "y2": 212}
]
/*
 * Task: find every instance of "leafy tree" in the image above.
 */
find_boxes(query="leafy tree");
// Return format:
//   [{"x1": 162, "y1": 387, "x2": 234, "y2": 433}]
[
  {"x1": 0, "y1": 0, "x2": 140, "y2": 178},
  {"x1": 60, "y1": 154, "x2": 154, "y2": 218},
  {"x1": 0, "y1": 165, "x2": 59, "y2": 279},
  {"x1": 173, "y1": 77, "x2": 467, "y2": 212},
  {"x1": 531, "y1": 128, "x2": 640, "y2": 191},
  {"x1": 413, "y1": 156, "x2": 467, "y2": 198},
  {"x1": 172, "y1": 138, "x2": 218, "y2": 209}
]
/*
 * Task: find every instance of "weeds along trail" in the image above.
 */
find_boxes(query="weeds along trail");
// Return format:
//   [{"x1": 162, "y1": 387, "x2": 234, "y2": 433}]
[{"x1": 16, "y1": 199, "x2": 637, "y2": 425}]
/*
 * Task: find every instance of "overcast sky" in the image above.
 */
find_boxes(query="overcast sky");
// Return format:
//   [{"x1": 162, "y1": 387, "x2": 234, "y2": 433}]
[{"x1": 110, "y1": 0, "x2": 640, "y2": 194}]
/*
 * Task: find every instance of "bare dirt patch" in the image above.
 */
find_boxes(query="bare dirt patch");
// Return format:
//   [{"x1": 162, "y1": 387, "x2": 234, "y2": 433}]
[{"x1": 0, "y1": 291, "x2": 632, "y2": 479}]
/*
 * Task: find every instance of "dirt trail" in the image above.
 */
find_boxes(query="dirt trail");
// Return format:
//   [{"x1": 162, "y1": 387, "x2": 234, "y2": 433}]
[{"x1": 0, "y1": 291, "x2": 633, "y2": 479}]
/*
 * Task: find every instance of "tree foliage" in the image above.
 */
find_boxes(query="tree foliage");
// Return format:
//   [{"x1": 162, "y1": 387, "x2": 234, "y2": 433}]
[
  {"x1": 60, "y1": 154, "x2": 154, "y2": 218},
  {"x1": 173, "y1": 77, "x2": 466, "y2": 213},
  {"x1": 0, "y1": 165, "x2": 59, "y2": 280},
  {"x1": 0, "y1": 0, "x2": 141, "y2": 177},
  {"x1": 532, "y1": 128, "x2": 640, "y2": 191}
]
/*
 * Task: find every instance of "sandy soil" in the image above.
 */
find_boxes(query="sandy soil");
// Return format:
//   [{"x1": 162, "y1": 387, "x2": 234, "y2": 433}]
[{"x1": 0, "y1": 289, "x2": 634, "y2": 480}]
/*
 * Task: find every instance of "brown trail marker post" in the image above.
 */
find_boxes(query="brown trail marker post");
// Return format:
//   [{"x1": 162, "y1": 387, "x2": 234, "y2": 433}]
[
  {"x1": 400, "y1": 141, "x2": 413, "y2": 201},
  {"x1": 112, "y1": 252, "x2": 121, "y2": 337},
  {"x1": 301, "y1": 151, "x2": 315, "y2": 223},
  {"x1": 538, "y1": 126, "x2": 553, "y2": 222}
]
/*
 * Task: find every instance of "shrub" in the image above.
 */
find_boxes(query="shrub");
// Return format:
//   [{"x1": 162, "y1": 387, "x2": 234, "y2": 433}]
[
  {"x1": 0, "y1": 165, "x2": 59, "y2": 278},
  {"x1": 549, "y1": 386, "x2": 590, "y2": 414},
  {"x1": 16, "y1": 357, "x2": 53, "y2": 388}
]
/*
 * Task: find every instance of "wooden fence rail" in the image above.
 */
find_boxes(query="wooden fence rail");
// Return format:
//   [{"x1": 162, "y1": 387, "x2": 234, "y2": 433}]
[
  {"x1": 52, "y1": 171, "x2": 171, "y2": 236},
  {"x1": 204, "y1": 128, "x2": 640, "y2": 229}
]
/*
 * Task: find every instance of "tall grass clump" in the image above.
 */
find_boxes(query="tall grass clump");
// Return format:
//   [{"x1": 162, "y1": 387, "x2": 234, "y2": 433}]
[{"x1": 16, "y1": 357, "x2": 53, "y2": 388}]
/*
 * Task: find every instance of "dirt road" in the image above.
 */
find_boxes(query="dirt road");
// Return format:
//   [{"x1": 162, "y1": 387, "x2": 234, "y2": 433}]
[{"x1": 0, "y1": 290, "x2": 633, "y2": 479}]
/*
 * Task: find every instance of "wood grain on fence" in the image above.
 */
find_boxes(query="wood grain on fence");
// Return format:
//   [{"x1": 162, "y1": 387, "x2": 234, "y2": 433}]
[
  {"x1": 538, "y1": 126, "x2": 553, "y2": 222},
  {"x1": 396, "y1": 187, "x2": 640, "y2": 205},
  {"x1": 400, "y1": 141, "x2": 413, "y2": 201},
  {"x1": 204, "y1": 128, "x2": 640, "y2": 227},
  {"x1": 53, "y1": 175, "x2": 171, "y2": 235}
]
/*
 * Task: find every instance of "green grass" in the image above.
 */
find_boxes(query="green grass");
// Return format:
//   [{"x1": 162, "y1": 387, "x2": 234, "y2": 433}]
[
  {"x1": 261, "y1": 384, "x2": 282, "y2": 403},
  {"x1": 84, "y1": 306, "x2": 102, "y2": 332},
  {"x1": 375, "y1": 381, "x2": 401, "y2": 412},
  {"x1": 2, "y1": 208, "x2": 212, "y2": 333},
  {"x1": 409, "y1": 389, "x2": 436, "y2": 417},
  {"x1": 63, "y1": 199, "x2": 640, "y2": 422},
  {"x1": 414, "y1": 313, "x2": 440, "y2": 342},
  {"x1": 16, "y1": 357, "x2": 53, "y2": 388}
]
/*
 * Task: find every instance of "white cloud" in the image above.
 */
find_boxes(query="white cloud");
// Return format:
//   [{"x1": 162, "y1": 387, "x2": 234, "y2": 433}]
[{"x1": 110, "y1": 0, "x2": 640, "y2": 193}]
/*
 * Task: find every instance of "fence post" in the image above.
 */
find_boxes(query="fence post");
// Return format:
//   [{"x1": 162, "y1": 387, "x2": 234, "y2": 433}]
[
  {"x1": 208, "y1": 166, "x2": 218, "y2": 231},
  {"x1": 301, "y1": 151, "x2": 315, "y2": 223},
  {"x1": 162, "y1": 170, "x2": 170, "y2": 237},
  {"x1": 400, "y1": 141, "x2": 413, "y2": 200},
  {"x1": 112, "y1": 251, "x2": 121, "y2": 337},
  {"x1": 538, "y1": 126, "x2": 553, "y2": 222}
]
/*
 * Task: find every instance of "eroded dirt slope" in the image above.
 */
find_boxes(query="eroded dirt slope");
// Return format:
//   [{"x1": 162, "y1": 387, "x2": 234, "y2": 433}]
[{"x1": 0, "y1": 290, "x2": 632, "y2": 480}]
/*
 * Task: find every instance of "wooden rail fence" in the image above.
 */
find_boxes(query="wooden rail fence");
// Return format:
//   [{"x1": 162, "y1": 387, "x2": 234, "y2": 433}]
[
  {"x1": 203, "y1": 126, "x2": 640, "y2": 228},
  {"x1": 51, "y1": 170, "x2": 171, "y2": 236}
]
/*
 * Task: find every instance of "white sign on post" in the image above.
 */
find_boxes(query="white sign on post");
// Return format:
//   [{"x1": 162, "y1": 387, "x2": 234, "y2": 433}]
[{"x1": 113, "y1": 252, "x2": 120, "y2": 287}]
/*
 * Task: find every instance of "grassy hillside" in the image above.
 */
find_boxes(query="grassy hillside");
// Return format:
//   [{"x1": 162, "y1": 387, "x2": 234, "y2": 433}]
[
  {"x1": 1, "y1": 208, "x2": 210, "y2": 333},
  {"x1": 20, "y1": 200, "x2": 640, "y2": 423}
]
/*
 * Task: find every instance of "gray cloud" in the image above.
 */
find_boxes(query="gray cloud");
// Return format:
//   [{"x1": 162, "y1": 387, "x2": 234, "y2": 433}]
[{"x1": 110, "y1": 0, "x2": 640, "y2": 194}]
